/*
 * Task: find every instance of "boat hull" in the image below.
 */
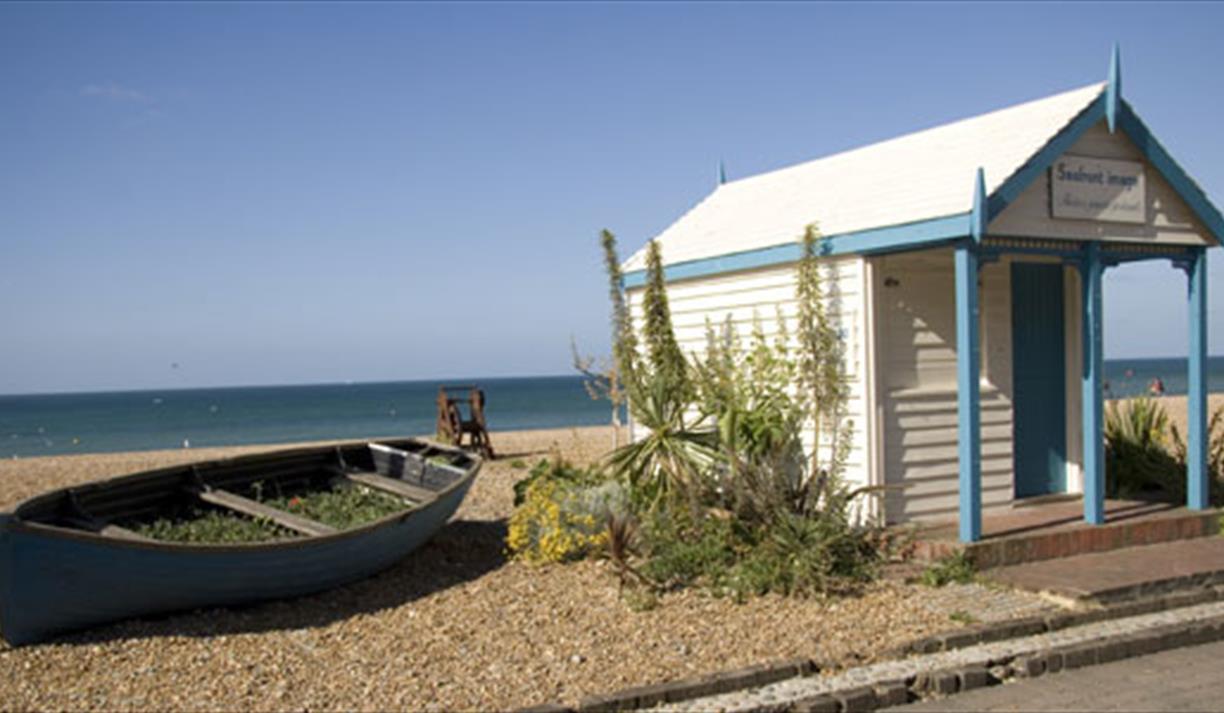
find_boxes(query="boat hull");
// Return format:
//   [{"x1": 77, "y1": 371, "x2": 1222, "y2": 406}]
[{"x1": 0, "y1": 457, "x2": 475, "y2": 646}]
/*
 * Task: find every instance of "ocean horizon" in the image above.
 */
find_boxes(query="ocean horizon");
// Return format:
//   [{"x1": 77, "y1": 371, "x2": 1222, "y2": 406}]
[{"x1": 2, "y1": 357, "x2": 1221, "y2": 459}]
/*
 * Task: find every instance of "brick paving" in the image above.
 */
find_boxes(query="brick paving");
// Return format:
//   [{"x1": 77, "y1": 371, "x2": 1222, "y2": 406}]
[
  {"x1": 886, "y1": 639, "x2": 1224, "y2": 711},
  {"x1": 919, "y1": 499, "x2": 1183, "y2": 542},
  {"x1": 987, "y1": 537, "x2": 1224, "y2": 604},
  {"x1": 913, "y1": 500, "x2": 1221, "y2": 568}
]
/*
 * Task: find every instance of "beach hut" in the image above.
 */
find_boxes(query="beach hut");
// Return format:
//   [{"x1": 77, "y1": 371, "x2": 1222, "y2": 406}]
[{"x1": 621, "y1": 49, "x2": 1223, "y2": 543}]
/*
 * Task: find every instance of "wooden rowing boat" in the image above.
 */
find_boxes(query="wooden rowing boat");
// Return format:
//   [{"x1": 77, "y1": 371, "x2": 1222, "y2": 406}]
[{"x1": 0, "y1": 438, "x2": 481, "y2": 645}]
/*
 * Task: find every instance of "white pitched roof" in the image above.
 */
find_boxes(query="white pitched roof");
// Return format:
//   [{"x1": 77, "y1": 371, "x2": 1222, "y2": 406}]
[{"x1": 624, "y1": 82, "x2": 1106, "y2": 271}]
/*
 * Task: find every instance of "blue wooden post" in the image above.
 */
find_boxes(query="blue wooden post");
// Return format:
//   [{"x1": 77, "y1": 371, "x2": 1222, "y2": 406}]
[
  {"x1": 956, "y1": 241, "x2": 982, "y2": 542},
  {"x1": 1188, "y1": 246, "x2": 1209, "y2": 510},
  {"x1": 1081, "y1": 242, "x2": 1105, "y2": 525}
]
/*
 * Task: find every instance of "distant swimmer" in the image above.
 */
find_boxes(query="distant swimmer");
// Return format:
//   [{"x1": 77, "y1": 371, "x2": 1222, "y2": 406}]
[{"x1": 1149, "y1": 377, "x2": 1166, "y2": 397}]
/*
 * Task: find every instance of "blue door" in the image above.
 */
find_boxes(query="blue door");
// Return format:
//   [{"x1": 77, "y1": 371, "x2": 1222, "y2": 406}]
[{"x1": 1011, "y1": 263, "x2": 1067, "y2": 498}]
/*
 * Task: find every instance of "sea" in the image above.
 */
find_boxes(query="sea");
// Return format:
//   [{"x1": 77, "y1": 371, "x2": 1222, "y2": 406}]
[
  {"x1": 0, "y1": 376, "x2": 615, "y2": 459},
  {"x1": 1, "y1": 357, "x2": 1221, "y2": 459}
]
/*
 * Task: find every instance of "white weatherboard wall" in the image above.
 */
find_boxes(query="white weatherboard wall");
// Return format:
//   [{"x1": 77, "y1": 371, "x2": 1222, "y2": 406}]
[
  {"x1": 874, "y1": 249, "x2": 1015, "y2": 523},
  {"x1": 625, "y1": 257, "x2": 875, "y2": 511}
]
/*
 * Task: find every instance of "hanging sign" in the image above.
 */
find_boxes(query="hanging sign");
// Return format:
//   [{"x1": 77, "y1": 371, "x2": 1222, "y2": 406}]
[{"x1": 1050, "y1": 155, "x2": 1146, "y2": 224}]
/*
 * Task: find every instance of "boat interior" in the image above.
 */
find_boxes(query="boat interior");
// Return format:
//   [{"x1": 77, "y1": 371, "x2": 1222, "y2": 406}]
[{"x1": 12, "y1": 439, "x2": 479, "y2": 542}]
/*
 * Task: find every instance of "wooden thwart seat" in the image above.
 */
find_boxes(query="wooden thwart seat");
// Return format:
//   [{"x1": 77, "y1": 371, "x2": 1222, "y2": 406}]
[
  {"x1": 194, "y1": 488, "x2": 338, "y2": 537},
  {"x1": 66, "y1": 516, "x2": 153, "y2": 543},
  {"x1": 340, "y1": 470, "x2": 436, "y2": 505}
]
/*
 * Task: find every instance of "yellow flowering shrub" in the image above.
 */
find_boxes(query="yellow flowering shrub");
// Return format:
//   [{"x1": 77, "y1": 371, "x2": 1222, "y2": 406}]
[{"x1": 507, "y1": 477, "x2": 611, "y2": 563}]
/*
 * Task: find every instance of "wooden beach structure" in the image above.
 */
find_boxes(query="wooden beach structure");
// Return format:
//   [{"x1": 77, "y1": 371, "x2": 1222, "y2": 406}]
[
  {"x1": 622, "y1": 48, "x2": 1222, "y2": 544},
  {"x1": 435, "y1": 385, "x2": 495, "y2": 458},
  {"x1": 0, "y1": 438, "x2": 481, "y2": 645}
]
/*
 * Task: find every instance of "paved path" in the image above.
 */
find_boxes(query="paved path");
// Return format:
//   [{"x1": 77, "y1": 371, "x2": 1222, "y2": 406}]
[
  {"x1": 886, "y1": 639, "x2": 1224, "y2": 711},
  {"x1": 987, "y1": 537, "x2": 1224, "y2": 603},
  {"x1": 657, "y1": 600, "x2": 1224, "y2": 712}
]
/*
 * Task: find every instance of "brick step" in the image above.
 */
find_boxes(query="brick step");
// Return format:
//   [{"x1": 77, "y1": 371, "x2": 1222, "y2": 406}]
[
  {"x1": 911, "y1": 503, "x2": 1220, "y2": 568},
  {"x1": 986, "y1": 536, "x2": 1224, "y2": 605}
]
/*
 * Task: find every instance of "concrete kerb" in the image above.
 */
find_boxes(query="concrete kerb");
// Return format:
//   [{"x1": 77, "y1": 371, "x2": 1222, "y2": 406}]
[
  {"x1": 572, "y1": 658, "x2": 817, "y2": 712},
  {"x1": 892, "y1": 584, "x2": 1224, "y2": 658},
  {"x1": 784, "y1": 615, "x2": 1224, "y2": 713},
  {"x1": 520, "y1": 586, "x2": 1224, "y2": 713}
]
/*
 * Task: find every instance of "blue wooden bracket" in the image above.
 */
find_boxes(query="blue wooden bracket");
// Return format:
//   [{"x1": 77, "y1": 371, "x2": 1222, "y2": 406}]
[
  {"x1": 971, "y1": 168, "x2": 987, "y2": 242},
  {"x1": 1170, "y1": 255, "x2": 1198, "y2": 275},
  {"x1": 1106, "y1": 43, "x2": 1122, "y2": 133}
]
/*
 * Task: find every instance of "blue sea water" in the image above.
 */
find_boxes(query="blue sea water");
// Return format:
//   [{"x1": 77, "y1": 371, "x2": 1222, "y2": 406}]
[
  {"x1": 2, "y1": 358, "x2": 1221, "y2": 459},
  {"x1": 0, "y1": 376, "x2": 615, "y2": 459},
  {"x1": 1103, "y1": 356, "x2": 1224, "y2": 399}
]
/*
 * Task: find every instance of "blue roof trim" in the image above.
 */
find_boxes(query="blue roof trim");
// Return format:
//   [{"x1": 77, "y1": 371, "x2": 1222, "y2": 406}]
[
  {"x1": 1106, "y1": 44, "x2": 1122, "y2": 133},
  {"x1": 988, "y1": 88, "x2": 1222, "y2": 244},
  {"x1": 622, "y1": 213, "x2": 970, "y2": 287},
  {"x1": 1116, "y1": 102, "x2": 1224, "y2": 244},
  {"x1": 971, "y1": 168, "x2": 987, "y2": 242},
  {"x1": 989, "y1": 93, "x2": 1107, "y2": 220}
]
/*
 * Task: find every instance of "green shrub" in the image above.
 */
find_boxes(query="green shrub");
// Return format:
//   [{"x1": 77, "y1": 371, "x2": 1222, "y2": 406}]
[
  {"x1": 265, "y1": 487, "x2": 408, "y2": 530},
  {"x1": 594, "y1": 225, "x2": 880, "y2": 603},
  {"x1": 511, "y1": 457, "x2": 602, "y2": 507},
  {"x1": 1171, "y1": 405, "x2": 1224, "y2": 505},
  {"x1": 948, "y1": 610, "x2": 977, "y2": 625},
  {"x1": 637, "y1": 509, "x2": 738, "y2": 590},
  {"x1": 1105, "y1": 398, "x2": 1183, "y2": 499},
  {"x1": 507, "y1": 458, "x2": 628, "y2": 563},
  {"x1": 132, "y1": 509, "x2": 294, "y2": 544},
  {"x1": 635, "y1": 499, "x2": 880, "y2": 600},
  {"x1": 919, "y1": 552, "x2": 976, "y2": 587}
]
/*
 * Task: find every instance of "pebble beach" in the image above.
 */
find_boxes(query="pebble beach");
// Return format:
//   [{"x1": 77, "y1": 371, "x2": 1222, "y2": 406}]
[{"x1": 0, "y1": 394, "x2": 1212, "y2": 711}]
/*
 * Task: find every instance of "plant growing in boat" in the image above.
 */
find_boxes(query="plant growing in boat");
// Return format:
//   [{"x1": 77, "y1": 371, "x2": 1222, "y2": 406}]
[
  {"x1": 132, "y1": 508, "x2": 294, "y2": 544},
  {"x1": 265, "y1": 486, "x2": 409, "y2": 530}
]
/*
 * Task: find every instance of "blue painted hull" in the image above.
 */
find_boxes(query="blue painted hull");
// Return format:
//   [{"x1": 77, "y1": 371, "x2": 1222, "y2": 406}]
[{"x1": 0, "y1": 447, "x2": 477, "y2": 646}]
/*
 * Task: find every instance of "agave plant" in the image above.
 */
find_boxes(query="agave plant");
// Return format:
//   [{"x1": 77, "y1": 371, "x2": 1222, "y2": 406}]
[
  {"x1": 1104, "y1": 398, "x2": 1181, "y2": 499},
  {"x1": 605, "y1": 374, "x2": 719, "y2": 508},
  {"x1": 1170, "y1": 405, "x2": 1224, "y2": 505}
]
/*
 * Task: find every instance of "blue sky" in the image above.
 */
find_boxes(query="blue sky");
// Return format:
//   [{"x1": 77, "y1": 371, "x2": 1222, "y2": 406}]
[{"x1": 2, "y1": 2, "x2": 1223, "y2": 395}]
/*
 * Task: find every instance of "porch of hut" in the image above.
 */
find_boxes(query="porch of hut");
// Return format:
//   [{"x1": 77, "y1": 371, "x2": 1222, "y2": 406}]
[{"x1": 896, "y1": 53, "x2": 1221, "y2": 558}]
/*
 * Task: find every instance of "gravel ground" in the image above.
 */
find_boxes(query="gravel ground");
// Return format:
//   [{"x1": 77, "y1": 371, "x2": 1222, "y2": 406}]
[{"x1": 0, "y1": 426, "x2": 1041, "y2": 711}]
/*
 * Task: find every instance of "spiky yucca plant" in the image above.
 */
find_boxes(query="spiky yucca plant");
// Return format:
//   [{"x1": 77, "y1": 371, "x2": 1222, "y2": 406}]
[
  {"x1": 1104, "y1": 398, "x2": 1181, "y2": 499},
  {"x1": 601, "y1": 233, "x2": 716, "y2": 507}
]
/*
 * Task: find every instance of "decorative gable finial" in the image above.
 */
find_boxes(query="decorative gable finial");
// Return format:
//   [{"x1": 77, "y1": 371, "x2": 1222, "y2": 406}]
[
  {"x1": 971, "y1": 167, "x2": 987, "y2": 242},
  {"x1": 1106, "y1": 43, "x2": 1122, "y2": 133},
  {"x1": 718, "y1": 159, "x2": 727, "y2": 186}
]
